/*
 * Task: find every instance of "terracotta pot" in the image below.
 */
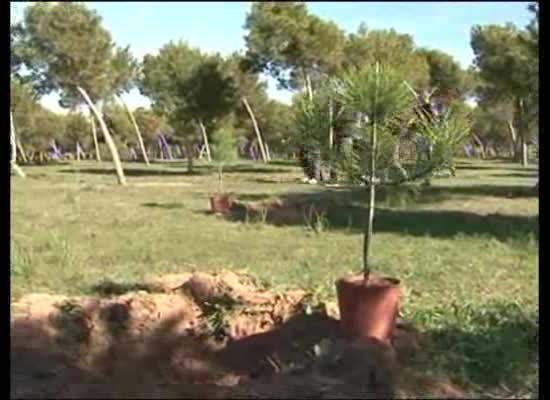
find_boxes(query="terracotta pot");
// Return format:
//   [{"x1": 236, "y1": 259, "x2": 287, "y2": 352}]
[
  {"x1": 336, "y1": 274, "x2": 400, "y2": 341},
  {"x1": 210, "y1": 194, "x2": 232, "y2": 214}
]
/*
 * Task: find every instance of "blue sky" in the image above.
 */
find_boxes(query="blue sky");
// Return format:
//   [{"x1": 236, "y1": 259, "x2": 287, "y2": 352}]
[{"x1": 11, "y1": 1, "x2": 532, "y2": 113}]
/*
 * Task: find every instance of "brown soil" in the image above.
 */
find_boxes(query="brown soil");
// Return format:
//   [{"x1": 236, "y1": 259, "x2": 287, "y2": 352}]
[{"x1": 11, "y1": 271, "x2": 466, "y2": 399}]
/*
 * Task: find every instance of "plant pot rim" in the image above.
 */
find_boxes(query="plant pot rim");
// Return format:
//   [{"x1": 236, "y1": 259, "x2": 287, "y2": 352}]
[
  {"x1": 337, "y1": 274, "x2": 400, "y2": 288},
  {"x1": 210, "y1": 193, "x2": 233, "y2": 199}
]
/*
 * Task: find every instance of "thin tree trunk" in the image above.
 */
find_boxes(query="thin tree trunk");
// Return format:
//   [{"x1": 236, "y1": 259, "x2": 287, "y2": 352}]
[
  {"x1": 363, "y1": 120, "x2": 376, "y2": 282},
  {"x1": 185, "y1": 141, "x2": 194, "y2": 173},
  {"x1": 242, "y1": 97, "x2": 267, "y2": 163},
  {"x1": 77, "y1": 86, "x2": 126, "y2": 186},
  {"x1": 198, "y1": 120, "x2": 212, "y2": 163},
  {"x1": 51, "y1": 140, "x2": 60, "y2": 158},
  {"x1": 16, "y1": 139, "x2": 28, "y2": 163},
  {"x1": 472, "y1": 134, "x2": 486, "y2": 159},
  {"x1": 76, "y1": 142, "x2": 81, "y2": 162},
  {"x1": 10, "y1": 112, "x2": 25, "y2": 178},
  {"x1": 265, "y1": 143, "x2": 271, "y2": 161},
  {"x1": 521, "y1": 138, "x2": 528, "y2": 167},
  {"x1": 328, "y1": 98, "x2": 334, "y2": 180},
  {"x1": 117, "y1": 95, "x2": 149, "y2": 166},
  {"x1": 91, "y1": 115, "x2": 102, "y2": 162},
  {"x1": 517, "y1": 98, "x2": 529, "y2": 167},
  {"x1": 198, "y1": 144, "x2": 206, "y2": 160},
  {"x1": 304, "y1": 70, "x2": 313, "y2": 101}
]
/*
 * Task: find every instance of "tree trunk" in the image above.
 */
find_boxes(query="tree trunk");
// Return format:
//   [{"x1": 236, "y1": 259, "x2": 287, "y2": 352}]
[
  {"x1": 77, "y1": 86, "x2": 126, "y2": 186},
  {"x1": 90, "y1": 115, "x2": 102, "y2": 162},
  {"x1": 363, "y1": 120, "x2": 377, "y2": 282},
  {"x1": 472, "y1": 134, "x2": 486, "y2": 159},
  {"x1": 507, "y1": 120, "x2": 518, "y2": 160},
  {"x1": 10, "y1": 112, "x2": 25, "y2": 178},
  {"x1": 16, "y1": 139, "x2": 28, "y2": 163},
  {"x1": 198, "y1": 120, "x2": 212, "y2": 162},
  {"x1": 521, "y1": 137, "x2": 528, "y2": 167},
  {"x1": 51, "y1": 140, "x2": 60, "y2": 158},
  {"x1": 198, "y1": 144, "x2": 206, "y2": 160},
  {"x1": 328, "y1": 99, "x2": 334, "y2": 180},
  {"x1": 242, "y1": 97, "x2": 267, "y2": 163},
  {"x1": 185, "y1": 141, "x2": 194, "y2": 173},
  {"x1": 76, "y1": 142, "x2": 81, "y2": 162},
  {"x1": 305, "y1": 71, "x2": 313, "y2": 101},
  {"x1": 265, "y1": 143, "x2": 271, "y2": 162},
  {"x1": 117, "y1": 95, "x2": 149, "y2": 166},
  {"x1": 517, "y1": 98, "x2": 529, "y2": 167}
]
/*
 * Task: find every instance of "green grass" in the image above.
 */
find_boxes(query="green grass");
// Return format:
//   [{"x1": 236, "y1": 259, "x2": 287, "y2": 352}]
[{"x1": 10, "y1": 157, "x2": 538, "y2": 397}]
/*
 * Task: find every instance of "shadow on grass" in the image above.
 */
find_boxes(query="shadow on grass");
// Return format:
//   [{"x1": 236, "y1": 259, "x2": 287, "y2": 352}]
[
  {"x1": 142, "y1": 202, "x2": 185, "y2": 210},
  {"x1": 59, "y1": 167, "x2": 205, "y2": 177},
  {"x1": 427, "y1": 184, "x2": 537, "y2": 198},
  {"x1": 456, "y1": 164, "x2": 537, "y2": 172},
  {"x1": 222, "y1": 187, "x2": 538, "y2": 242},
  {"x1": 164, "y1": 163, "x2": 292, "y2": 175},
  {"x1": 408, "y1": 302, "x2": 538, "y2": 396},
  {"x1": 487, "y1": 172, "x2": 538, "y2": 179}
]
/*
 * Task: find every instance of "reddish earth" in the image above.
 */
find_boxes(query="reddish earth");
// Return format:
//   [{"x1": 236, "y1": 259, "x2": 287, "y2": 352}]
[{"x1": 11, "y1": 271, "x2": 466, "y2": 399}]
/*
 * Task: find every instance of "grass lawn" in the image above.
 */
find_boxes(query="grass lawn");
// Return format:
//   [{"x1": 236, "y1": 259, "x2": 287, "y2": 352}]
[{"x1": 10, "y1": 157, "x2": 538, "y2": 397}]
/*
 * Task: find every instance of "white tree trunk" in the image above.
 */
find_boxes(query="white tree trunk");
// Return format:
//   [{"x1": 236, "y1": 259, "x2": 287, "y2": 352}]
[
  {"x1": 265, "y1": 143, "x2": 271, "y2": 161},
  {"x1": 16, "y1": 139, "x2": 28, "y2": 163},
  {"x1": 10, "y1": 112, "x2": 25, "y2": 178},
  {"x1": 507, "y1": 120, "x2": 517, "y2": 160},
  {"x1": 472, "y1": 133, "x2": 486, "y2": 159},
  {"x1": 116, "y1": 95, "x2": 149, "y2": 166},
  {"x1": 305, "y1": 72, "x2": 313, "y2": 101},
  {"x1": 198, "y1": 120, "x2": 212, "y2": 163},
  {"x1": 242, "y1": 97, "x2": 268, "y2": 163},
  {"x1": 91, "y1": 115, "x2": 102, "y2": 162},
  {"x1": 77, "y1": 86, "x2": 126, "y2": 185}
]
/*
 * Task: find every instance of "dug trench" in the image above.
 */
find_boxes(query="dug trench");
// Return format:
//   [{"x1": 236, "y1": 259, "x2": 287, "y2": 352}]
[{"x1": 11, "y1": 271, "x2": 465, "y2": 399}]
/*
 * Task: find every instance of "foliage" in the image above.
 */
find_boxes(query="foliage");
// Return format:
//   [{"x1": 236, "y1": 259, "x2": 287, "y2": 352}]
[
  {"x1": 211, "y1": 127, "x2": 239, "y2": 163},
  {"x1": 343, "y1": 26, "x2": 430, "y2": 89},
  {"x1": 61, "y1": 112, "x2": 92, "y2": 150},
  {"x1": 418, "y1": 48, "x2": 474, "y2": 103},
  {"x1": 244, "y1": 2, "x2": 346, "y2": 91},
  {"x1": 139, "y1": 40, "x2": 204, "y2": 117},
  {"x1": 21, "y1": 2, "x2": 117, "y2": 102}
]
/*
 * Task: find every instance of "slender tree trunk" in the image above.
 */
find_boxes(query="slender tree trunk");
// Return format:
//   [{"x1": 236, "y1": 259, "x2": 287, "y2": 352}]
[
  {"x1": 328, "y1": 98, "x2": 334, "y2": 180},
  {"x1": 198, "y1": 120, "x2": 212, "y2": 162},
  {"x1": 363, "y1": 120, "x2": 377, "y2": 283},
  {"x1": 185, "y1": 141, "x2": 194, "y2": 173},
  {"x1": 90, "y1": 115, "x2": 102, "y2": 162},
  {"x1": 265, "y1": 143, "x2": 271, "y2": 161},
  {"x1": 242, "y1": 97, "x2": 268, "y2": 163},
  {"x1": 507, "y1": 120, "x2": 517, "y2": 159},
  {"x1": 77, "y1": 86, "x2": 126, "y2": 185},
  {"x1": 521, "y1": 137, "x2": 528, "y2": 167},
  {"x1": 472, "y1": 134, "x2": 486, "y2": 159},
  {"x1": 517, "y1": 98, "x2": 529, "y2": 167},
  {"x1": 76, "y1": 142, "x2": 81, "y2": 162},
  {"x1": 16, "y1": 139, "x2": 28, "y2": 163},
  {"x1": 198, "y1": 144, "x2": 206, "y2": 160},
  {"x1": 117, "y1": 95, "x2": 149, "y2": 166},
  {"x1": 10, "y1": 112, "x2": 25, "y2": 178},
  {"x1": 305, "y1": 71, "x2": 313, "y2": 101},
  {"x1": 51, "y1": 140, "x2": 60, "y2": 158}
]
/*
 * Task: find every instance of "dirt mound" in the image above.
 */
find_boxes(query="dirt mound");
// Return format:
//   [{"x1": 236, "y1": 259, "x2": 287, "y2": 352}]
[{"x1": 11, "y1": 271, "x2": 465, "y2": 399}]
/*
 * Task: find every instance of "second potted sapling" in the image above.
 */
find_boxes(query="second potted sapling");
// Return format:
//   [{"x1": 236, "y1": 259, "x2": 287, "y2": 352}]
[{"x1": 209, "y1": 127, "x2": 236, "y2": 214}]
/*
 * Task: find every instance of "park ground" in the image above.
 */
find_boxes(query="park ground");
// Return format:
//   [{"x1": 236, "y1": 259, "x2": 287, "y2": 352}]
[{"x1": 11, "y1": 158, "x2": 538, "y2": 398}]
